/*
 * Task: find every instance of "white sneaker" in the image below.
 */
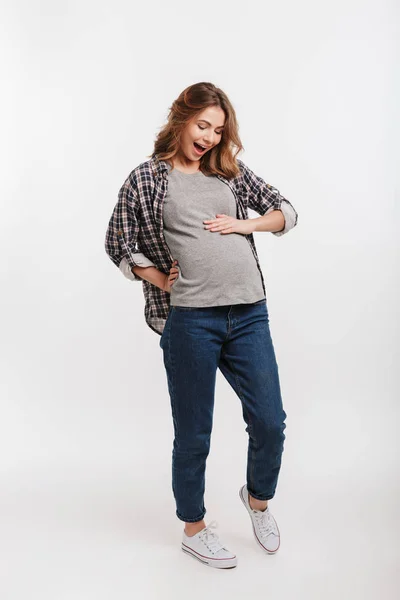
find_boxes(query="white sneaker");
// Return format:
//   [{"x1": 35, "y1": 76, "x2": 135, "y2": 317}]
[
  {"x1": 181, "y1": 520, "x2": 238, "y2": 569},
  {"x1": 239, "y1": 484, "x2": 280, "y2": 554}
]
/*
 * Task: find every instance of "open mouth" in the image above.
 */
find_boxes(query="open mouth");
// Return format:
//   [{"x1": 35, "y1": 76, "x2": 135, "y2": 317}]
[{"x1": 193, "y1": 142, "x2": 208, "y2": 154}]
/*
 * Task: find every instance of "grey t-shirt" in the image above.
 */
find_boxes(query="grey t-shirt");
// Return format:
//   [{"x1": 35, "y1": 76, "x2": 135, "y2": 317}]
[{"x1": 163, "y1": 163, "x2": 265, "y2": 307}]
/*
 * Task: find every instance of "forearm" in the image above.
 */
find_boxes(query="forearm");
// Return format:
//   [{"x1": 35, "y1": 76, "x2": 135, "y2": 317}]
[
  {"x1": 251, "y1": 209, "x2": 285, "y2": 233},
  {"x1": 131, "y1": 265, "x2": 167, "y2": 290}
]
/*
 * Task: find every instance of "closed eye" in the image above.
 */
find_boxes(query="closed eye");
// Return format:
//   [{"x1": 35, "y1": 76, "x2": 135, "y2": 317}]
[{"x1": 198, "y1": 125, "x2": 223, "y2": 135}]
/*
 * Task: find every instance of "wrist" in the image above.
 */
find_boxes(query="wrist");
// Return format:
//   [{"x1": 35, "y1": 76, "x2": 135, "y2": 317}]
[
  {"x1": 247, "y1": 218, "x2": 257, "y2": 234},
  {"x1": 132, "y1": 265, "x2": 167, "y2": 290},
  {"x1": 251, "y1": 210, "x2": 285, "y2": 233}
]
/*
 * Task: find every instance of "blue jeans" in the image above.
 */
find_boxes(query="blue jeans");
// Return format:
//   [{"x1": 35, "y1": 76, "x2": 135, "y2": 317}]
[{"x1": 159, "y1": 298, "x2": 287, "y2": 523}]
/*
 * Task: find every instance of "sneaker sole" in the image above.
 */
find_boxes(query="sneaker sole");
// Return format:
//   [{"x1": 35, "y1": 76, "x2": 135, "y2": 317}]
[
  {"x1": 181, "y1": 544, "x2": 238, "y2": 569},
  {"x1": 239, "y1": 485, "x2": 280, "y2": 555}
]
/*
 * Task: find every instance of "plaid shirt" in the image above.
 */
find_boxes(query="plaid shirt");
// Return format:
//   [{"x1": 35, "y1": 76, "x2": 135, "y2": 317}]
[{"x1": 105, "y1": 153, "x2": 298, "y2": 336}]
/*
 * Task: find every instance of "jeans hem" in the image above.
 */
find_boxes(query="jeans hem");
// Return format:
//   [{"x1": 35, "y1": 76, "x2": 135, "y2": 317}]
[
  {"x1": 248, "y1": 491, "x2": 275, "y2": 501},
  {"x1": 176, "y1": 510, "x2": 206, "y2": 523}
]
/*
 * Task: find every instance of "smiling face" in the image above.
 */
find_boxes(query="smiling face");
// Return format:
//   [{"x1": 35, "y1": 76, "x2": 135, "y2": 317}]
[{"x1": 175, "y1": 105, "x2": 226, "y2": 169}]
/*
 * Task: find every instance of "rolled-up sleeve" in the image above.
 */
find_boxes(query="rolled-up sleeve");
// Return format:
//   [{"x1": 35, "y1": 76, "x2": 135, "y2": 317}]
[
  {"x1": 105, "y1": 176, "x2": 146, "y2": 282},
  {"x1": 238, "y1": 160, "x2": 298, "y2": 236},
  {"x1": 263, "y1": 200, "x2": 298, "y2": 236},
  {"x1": 119, "y1": 254, "x2": 156, "y2": 281}
]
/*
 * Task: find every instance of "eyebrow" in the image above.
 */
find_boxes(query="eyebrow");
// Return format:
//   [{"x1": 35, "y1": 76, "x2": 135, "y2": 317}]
[{"x1": 198, "y1": 119, "x2": 225, "y2": 130}]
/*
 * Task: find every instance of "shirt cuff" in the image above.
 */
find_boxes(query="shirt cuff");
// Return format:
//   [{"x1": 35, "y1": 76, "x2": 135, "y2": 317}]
[
  {"x1": 266, "y1": 200, "x2": 298, "y2": 237},
  {"x1": 119, "y1": 254, "x2": 156, "y2": 282}
]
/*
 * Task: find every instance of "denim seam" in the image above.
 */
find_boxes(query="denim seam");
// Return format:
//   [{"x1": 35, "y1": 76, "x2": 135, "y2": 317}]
[
  {"x1": 224, "y1": 306, "x2": 233, "y2": 343},
  {"x1": 168, "y1": 308, "x2": 179, "y2": 438},
  {"x1": 220, "y1": 348, "x2": 255, "y2": 492},
  {"x1": 168, "y1": 310, "x2": 207, "y2": 523}
]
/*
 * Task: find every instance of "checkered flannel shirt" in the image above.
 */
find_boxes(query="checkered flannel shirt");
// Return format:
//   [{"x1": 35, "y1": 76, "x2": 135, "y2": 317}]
[{"x1": 105, "y1": 153, "x2": 298, "y2": 336}]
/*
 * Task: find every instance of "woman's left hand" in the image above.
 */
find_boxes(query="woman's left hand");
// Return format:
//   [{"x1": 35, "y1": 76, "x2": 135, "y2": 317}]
[{"x1": 203, "y1": 214, "x2": 254, "y2": 235}]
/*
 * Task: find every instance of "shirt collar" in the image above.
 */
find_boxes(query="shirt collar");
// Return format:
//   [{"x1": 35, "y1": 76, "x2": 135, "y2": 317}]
[{"x1": 151, "y1": 153, "x2": 169, "y2": 179}]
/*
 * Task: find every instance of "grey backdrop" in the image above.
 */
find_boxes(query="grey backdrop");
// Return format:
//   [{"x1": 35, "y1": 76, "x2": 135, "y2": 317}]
[{"x1": 1, "y1": 0, "x2": 398, "y2": 598}]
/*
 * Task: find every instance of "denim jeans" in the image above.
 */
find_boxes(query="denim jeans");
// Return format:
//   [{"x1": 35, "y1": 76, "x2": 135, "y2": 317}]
[{"x1": 159, "y1": 298, "x2": 287, "y2": 523}]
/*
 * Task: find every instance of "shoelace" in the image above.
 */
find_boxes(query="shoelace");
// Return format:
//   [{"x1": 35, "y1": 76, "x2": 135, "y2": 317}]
[
  {"x1": 253, "y1": 508, "x2": 278, "y2": 539},
  {"x1": 199, "y1": 520, "x2": 224, "y2": 554}
]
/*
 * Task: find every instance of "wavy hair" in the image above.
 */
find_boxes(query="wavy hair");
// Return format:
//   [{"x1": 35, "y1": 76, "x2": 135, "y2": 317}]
[{"x1": 148, "y1": 82, "x2": 244, "y2": 179}]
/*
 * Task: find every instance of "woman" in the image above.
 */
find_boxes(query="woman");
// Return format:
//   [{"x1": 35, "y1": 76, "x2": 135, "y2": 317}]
[{"x1": 105, "y1": 81, "x2": 298, "y2": 569}]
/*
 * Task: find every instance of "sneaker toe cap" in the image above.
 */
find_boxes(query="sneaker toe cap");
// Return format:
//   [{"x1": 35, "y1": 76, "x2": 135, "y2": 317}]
[
  {"x1": 263, "y1": 533, "x2": 280, "y2": 552},
  {"x1": 215, "y1": 548, "x2": 236, "y2": 559}
]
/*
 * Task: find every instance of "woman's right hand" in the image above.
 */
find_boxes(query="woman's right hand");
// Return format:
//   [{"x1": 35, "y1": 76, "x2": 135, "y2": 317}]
[{"x1": 162, "y1": 260, "x2": 179, "y2": 293}]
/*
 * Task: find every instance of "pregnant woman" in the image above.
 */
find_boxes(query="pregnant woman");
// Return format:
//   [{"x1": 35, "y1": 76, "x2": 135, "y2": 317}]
[{"x1": 105, "y1": 81, "x2": 298, "y2": 569}]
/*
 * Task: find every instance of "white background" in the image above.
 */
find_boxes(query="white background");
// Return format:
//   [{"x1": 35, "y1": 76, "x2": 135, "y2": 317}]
[{"x1": 1, "y1": 0, "x2": 399, "y2": 598}]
